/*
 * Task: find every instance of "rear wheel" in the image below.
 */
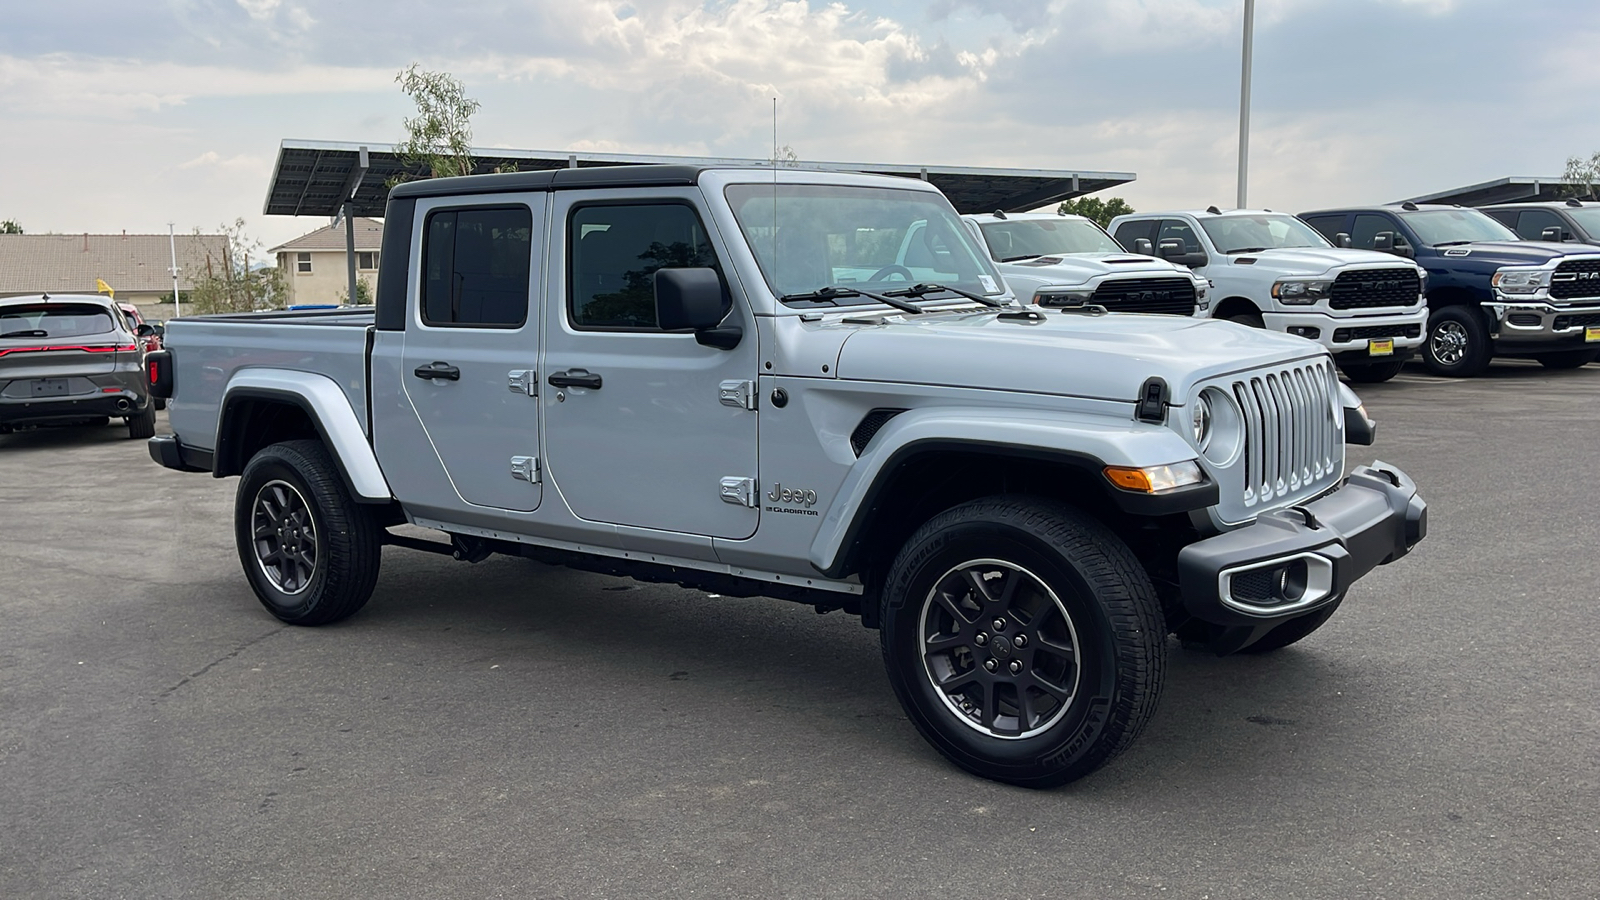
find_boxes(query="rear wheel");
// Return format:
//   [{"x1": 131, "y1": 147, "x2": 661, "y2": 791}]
[
  {"x1": 1423, "y1": 306, "x2": 1492, "y2": 377},
  {"x1": 879, "y1": 496, "x2": 1165, "y2": 788},
  {"x1": 1536, "y1": 349, "x2": 1599, "y2": 370},
  {"x1": 153, "y1": 397, "x2": 168, "y2": 411},
  {"x1": 126, "y1": 405, "x2": 156, "y2": 439},
  {"x1": 1339, "y1": 359, "x2": 1406, "y2": 383},
  {"x1": 235, "y1": 439, "x2": 381, "y2": 626},
  {"x1": 1239, "y1": 595, "x2": 1344, "y2": 654}
]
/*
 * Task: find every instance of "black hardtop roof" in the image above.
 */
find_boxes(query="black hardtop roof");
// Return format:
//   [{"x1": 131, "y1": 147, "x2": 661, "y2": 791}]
[{"x1": 388, "y1": 164, "x2": 707, "y2": 202}]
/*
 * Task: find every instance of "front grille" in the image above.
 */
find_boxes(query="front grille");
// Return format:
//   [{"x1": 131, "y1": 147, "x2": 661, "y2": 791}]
[
  {"x1": 1549, "y1": 258, "x2": 1600, "y2": 301},
  {"x1": 1329, "y1": 269, "x2": 1422, "y2": 310},
  {"x1": 1229, "y1": 359, "x2": 1341, "y2": 510},
  {"x1": 1331, "y1": 323, "x2": 1422, "y2": 343},
  {"x1": 1553, "y1": 312, "x2": 1600, "y2": 330},
  {"x1": 1091, "y1": 277, "x2": 1197, "y2": 315}
]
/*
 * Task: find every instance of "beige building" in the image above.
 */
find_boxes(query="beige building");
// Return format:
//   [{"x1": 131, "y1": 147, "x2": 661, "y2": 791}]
[
  {"x1": 0, "y1": 231, "x2": 227, "y2": 319},
  {"x1": 270, "y1": 218, "x2": 383, "y2": 307}
]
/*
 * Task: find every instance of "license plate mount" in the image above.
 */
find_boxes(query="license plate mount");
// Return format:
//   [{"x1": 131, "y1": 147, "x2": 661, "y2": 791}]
[
  {"x1": 1367, "y1": 339, "x2": 1395, "y2": 357},
  {"x1": 30, "y1": 378, "x2": 70, "y2": 397}
]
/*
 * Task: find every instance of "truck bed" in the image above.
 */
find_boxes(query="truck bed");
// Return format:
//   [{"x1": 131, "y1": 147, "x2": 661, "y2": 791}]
[{"x1": 164, "y1": 307, "x2": 374, "y2": 453}]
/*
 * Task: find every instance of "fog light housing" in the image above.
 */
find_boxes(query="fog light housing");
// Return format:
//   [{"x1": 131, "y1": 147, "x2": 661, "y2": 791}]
[{"x1": 1288, "y1": 326, "x2": 1321, "y2": 339}]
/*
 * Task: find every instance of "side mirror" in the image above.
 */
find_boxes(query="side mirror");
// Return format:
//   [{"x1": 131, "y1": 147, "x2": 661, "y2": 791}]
[
  {"x1": 153, "y1": 324, "x2": 166, "y2": 337},
  {"x1": 655, "y1": 267, "x2": 740, "y2": 350},
  {"x1": 1157, "y1": 238, "x2": 1186, "y2": 260},
  {"x1": 1392, "y1": 238, "x2": 1415, "y2": 259},
  {"x1": 136, "y1": 323, "x2": 155, "y2": 337},
  {"x1": 1335, "y1": 232, "x2": 1352, "y2": 248},
  {"x1": 1133, "y1": 238, "x2": 1153, "y2": 255},
  {"x1": 1541, "y1": 226, "x2": 1564, "y2": 242},
  {"x1": 1372, "y1": 232, "x2": 1393, "y2": 252}
]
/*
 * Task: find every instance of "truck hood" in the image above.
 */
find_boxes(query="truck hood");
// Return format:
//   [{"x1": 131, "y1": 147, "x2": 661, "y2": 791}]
[
  {"x1": 1424, "y1": 241, "x2": 1600, "y2": 267},
  {"x1": 833, "y1": 310, "x2": 1319, "y2": 403},
  {"x1": 1229, "y1": 247, "x2": 1416, "y2": 278},
  {"x1": 1000, "y1": 253, "x2": 1190, "y2": 284}
]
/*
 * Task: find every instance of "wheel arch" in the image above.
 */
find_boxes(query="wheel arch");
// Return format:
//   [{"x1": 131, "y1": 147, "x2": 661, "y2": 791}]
[
  {"x1": 1212, "y1": 296, "x2": 1260, "y2": 320},
  {"x1": 216, "y1": 370, "x2": 391, "y2": 502}
]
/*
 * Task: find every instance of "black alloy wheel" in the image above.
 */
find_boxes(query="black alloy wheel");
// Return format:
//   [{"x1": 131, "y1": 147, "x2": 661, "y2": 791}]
[{"x1": 251, "y1": 479, "x2": 319, "y2": 595}]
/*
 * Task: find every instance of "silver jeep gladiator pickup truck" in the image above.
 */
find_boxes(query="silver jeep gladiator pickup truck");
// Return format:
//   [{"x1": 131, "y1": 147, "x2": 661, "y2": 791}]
[{"x1": 147, "y1": 165, "x2": 1427, "y2": 787}]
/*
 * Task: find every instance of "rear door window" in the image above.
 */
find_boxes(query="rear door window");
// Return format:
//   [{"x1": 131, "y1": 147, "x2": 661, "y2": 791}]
[
  {"x1": 1515, "y1": 209, "x2": 1566, "y2": 241},
  {"x1": 421, "y1": 206, "x2": 533, "y2": 328},
  {"x1": 1112, "y1": 219, "x2": 1156, "y2": 251},
  {"x1": 1157, "y1": 219, "x2": 1203, "y2": 253},
  {"x1": 1351, "y1": 214, "x2": 1403, "y2": 251},
  {"x1": 1300, "y1": 214, "x2": 1346, "y2": 243}
]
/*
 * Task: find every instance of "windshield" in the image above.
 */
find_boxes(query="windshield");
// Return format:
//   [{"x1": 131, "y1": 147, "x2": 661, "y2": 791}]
[
  {"x1": 1198, "y1": 215, "x2": 1331, "y2": 254},
  {"x1": 1564, "y1": 208, "x2": 1600, "y2": 236},
  {"x1": 1400, "y1": 209, "x2": 1517, "y2": 245},
  {"x1": 0, "y1": 304, "x2": 118, "y2": 339},
  {"x1": 725, "y1": 183, "x2": 1003, "y2": 304},
  {"x1": 978, "y1": 218, "x2": 1122, "y2": 260}
]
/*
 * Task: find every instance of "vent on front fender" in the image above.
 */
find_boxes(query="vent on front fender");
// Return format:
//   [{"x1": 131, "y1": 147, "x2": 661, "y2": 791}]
[{"x1": 851, "y1": 409, "x2": 907, "y2": 456}]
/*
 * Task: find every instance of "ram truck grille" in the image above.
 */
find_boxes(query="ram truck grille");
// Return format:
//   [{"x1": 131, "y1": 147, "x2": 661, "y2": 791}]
[
  {"x1": 1091, "y1": 277, "x2": 1197, "y2": 315},
  {"x1": 1328, "y1": 269, "x2": 1421, "y2": 310},
  {"x1": 1549, "y1": 259, "x2": 1600, "y2": 302},
  {"x1": 1218, "y1": 358, "x2": 1343, "y2": 519}
]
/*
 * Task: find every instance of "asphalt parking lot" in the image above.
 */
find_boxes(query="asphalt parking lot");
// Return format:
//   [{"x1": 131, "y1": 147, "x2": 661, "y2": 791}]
[{"x1": 3, "y1": 360, "x2": 1598, "y2": 900}]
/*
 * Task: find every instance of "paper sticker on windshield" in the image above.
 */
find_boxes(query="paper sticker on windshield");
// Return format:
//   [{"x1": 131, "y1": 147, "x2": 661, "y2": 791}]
[{"x1": 979, "y1": 275, "x2": 998, "y2": 293}]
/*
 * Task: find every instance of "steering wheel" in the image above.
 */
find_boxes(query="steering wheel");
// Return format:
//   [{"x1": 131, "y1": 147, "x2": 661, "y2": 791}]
[{"x1": 869, "y1": 265, "x2": 914, "y2": 282}]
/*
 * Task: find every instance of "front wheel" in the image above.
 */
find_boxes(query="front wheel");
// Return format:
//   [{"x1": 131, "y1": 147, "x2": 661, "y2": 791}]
[
  {"x1": 1536, "y1": 349, "x2": 1600, "y2": 370},
  {"x1": 879, "y1": 496, "x2": 1166, "y2": 788},
  {"x1": 1423, "y1": 306, "x2": 1491, "y2": 377},
  {"x1": 235, "y1": 439, "x2": 381, "y2": 625},
  {"x1": 1339, "y1": 359, "x2": 1406, "y2": 383}
]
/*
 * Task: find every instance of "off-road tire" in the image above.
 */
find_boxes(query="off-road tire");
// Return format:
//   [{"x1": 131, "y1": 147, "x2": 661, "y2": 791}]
[
  {"x1": 1423, "y1": 306, "x2": 1492, "y2": 377},
  {"x1": 879, "y1": 496, "x2": 1166, "y2": 788},
  {"x1": 235, "y1": 439, "x2": 381, "y2": 626},
  {"x1": 1536, "y1": 349, "x2": 1600, "y2": 370},
  {"x1": 1239, "y1": 595, "x2": 1344, "y2": 654},
  {"x1": 126, "y1": 405, "x2": 157, "y2": 439},
  {"x1": 1339, "y1": 359, "x2": 1406, "y2": 383}
]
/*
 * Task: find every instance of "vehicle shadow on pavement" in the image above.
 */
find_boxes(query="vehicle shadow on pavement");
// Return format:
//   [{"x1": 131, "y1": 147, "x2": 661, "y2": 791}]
[{"x1": 0, "y1": 420, "x2": 135, "y2": 449}]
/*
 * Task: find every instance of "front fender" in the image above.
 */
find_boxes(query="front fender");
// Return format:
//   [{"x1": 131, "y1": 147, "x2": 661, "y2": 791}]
[
  {"x1": 218, "y1": 369, "x2": 392, "y2": 501},
  {"x1": 807, "y1": 406, "x2": 1213, "y2": 577}
]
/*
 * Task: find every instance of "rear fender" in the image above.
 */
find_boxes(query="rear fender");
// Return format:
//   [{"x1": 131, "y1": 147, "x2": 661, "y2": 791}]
[{"x1": 217, "y1": 369, "x2": 391, "y2": 502}]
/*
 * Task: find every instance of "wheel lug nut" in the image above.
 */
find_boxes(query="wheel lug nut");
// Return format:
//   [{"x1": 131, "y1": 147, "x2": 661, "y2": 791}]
[
  {"x1": 983, "y1": 659, "x2": 998, "y2": 672},
  {"x1": 992, "y1": 618, "x2": 1006, "y2": 632},
  {"x1": 1013, "y1": 635, "x2": 1027, "y2": 648},
  {"x1": 1008, "y1": 660, "x2": 1023, "y2": 674},
  {"x1": 974, "y1": 633, "x2": 988, "y2": 646}
]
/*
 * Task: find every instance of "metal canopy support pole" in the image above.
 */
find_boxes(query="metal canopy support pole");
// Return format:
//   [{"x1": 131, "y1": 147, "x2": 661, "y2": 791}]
[
  {"x1": 337, "y1": 146, "x2": 369, "y2": 305},
  {"x1": 1236, "y1": 0, "x2": 1255, "y2": 210}
]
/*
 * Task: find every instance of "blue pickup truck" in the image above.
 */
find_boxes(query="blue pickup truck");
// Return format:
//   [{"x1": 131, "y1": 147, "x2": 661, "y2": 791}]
[{"x1": 1299, "y1": 203, "x2": 1600, "y2": 376}]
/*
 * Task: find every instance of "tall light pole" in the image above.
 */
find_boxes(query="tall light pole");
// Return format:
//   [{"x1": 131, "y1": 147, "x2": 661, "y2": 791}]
[
  {"x1": 167, "y1": 222, "x2": 182, "y2": 318},
  {"x1": 1236, "y1": 0, "x2": 1255, "y2": 210}
]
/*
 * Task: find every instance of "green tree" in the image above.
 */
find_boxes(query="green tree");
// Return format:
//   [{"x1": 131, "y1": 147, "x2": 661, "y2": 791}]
[
  {"x1": 0, "y1": 219, "x2": 22, "y2": 234},
  {"x1": 188, "y1": 219, "x2": 287, "y2": 315},
  {"x1": 1056, "y1": 196, "x2": 1134, "y2": 227},
  {"x1": 337, "y1": 278, "x2": 375, "y2": 305},
  {"x1": 157, "y1": 290, "x2": 189, "y2": 306},
  {"x1": 394, "y1": 65, "x2": 480, "y2": 181},
  {"x1": 1562, "y1": 152, "x2": 1600, "y2": 200}
]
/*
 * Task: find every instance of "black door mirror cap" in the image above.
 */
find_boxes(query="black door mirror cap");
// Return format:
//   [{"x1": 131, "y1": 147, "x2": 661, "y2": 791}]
[
  {"x1": 136, "y1": 323, "x2": 155, "y2": 337},
  {"x1": 1133, "y1": 238, "x2": 1153, "y2": 255},
  {"x1": 654, "y1": 267, "x2": 741, "y2": 349},
  {"x1": 1336, "y1": 232, "x2": 1352, "y2": 248}
]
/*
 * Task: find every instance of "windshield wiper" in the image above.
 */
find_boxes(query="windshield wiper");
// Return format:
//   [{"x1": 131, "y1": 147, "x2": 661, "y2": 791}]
[
  {"x1": 779, "y1": 285, "x2": 924, "y2": 315},
  {"x1": 1433, "y1": 240, "x2": 1474, "y2": 246},
  {"x1": 886, "y1": 282, "x2": 1008, "y2": 308},
  {"x1": 0, "y1": 329, "x2": 48, "y2": 339},
  {"x1": 998, "y1": 254, "x2": 1040, "y2": 263},
  {"x1": 1225, "y1": 247, "x2": 1271, "y2": 254}
]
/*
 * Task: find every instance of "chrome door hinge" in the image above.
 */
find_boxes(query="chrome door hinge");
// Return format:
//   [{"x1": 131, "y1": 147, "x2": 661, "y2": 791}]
[
  {"x1": 510, "y1": 455, "x2": 541, "y2": 483},
  {"x1": 720, "y1": 476, "x2": 757, "y2": 508},
  {"x1": 719, "y1": 379, "x2": 757, "y2": 410},
  {"x1": 508, "y1": 369, "x2": 538, "y2": 397}
]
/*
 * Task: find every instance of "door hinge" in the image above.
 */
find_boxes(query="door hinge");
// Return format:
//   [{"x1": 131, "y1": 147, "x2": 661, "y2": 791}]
[
  {"x1": 720, "y1": 476, "x2": 757, "y2": 508},
  {"x1": 719, "y1": 379, "x2": 757, "y2": 410},
  {"x1": 510, "y1": 455, "x2": 541, "y2": 483},
  {"x1": 508, "y1": 369, "x2": 538, "y2": 397}
]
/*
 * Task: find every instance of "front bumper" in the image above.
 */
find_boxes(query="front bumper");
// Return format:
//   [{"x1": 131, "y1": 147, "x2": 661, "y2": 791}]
[
  {"x1": 0, "y1": 390, "x2": 147, "y2": 427},
  {"x1": 1177, "y1": 462, "x2": 1426, "y2": 627},
  {"x1": 1262, "y1": 308, "x2": 1427, "y2": 358},
  {"x1": 1484, "y1": 297, "x2": 1600, "y2": 346}
]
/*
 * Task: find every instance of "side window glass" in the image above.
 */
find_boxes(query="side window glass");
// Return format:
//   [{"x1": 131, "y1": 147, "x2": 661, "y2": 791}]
[
  {"x1": 1516, "y1": 209, "x2": 1565, "y2": 241},
  {"x1": 1157, "y1": 219, "x2": 1201, "y2": 253},
  {"x1": 421, "y1": 206, "x2": 532, "y2": 328},
  {"x1": 569, "y1": 203, "x2": 719, "y2": 330},
  {"x1": 1301, "y1": 214, "x2": 1344, "y2": 243},
  {"x1": 1484, "y1": 209, "x2": 1518, "y2": 228},
  {"x1": 1113, "y1": 219, "x2": 1155, "y2": 250},
  {"x1": 1351, "y1": 214, "x2": 1401, "y2": 251}
]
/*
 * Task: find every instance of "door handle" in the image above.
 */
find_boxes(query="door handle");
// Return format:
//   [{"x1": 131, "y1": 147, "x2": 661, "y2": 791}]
[
  {"x1": 547, "y1": 369, "x2": 602, "y2": 390},
  {"x1": 413, "y1": 362, "x2": 460, "y2": 381}
]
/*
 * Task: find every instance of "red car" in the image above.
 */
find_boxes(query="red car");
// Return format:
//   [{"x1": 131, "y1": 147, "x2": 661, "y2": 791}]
[{"x1": 118, "y1": 303, "x2": 166, "y2": 410}]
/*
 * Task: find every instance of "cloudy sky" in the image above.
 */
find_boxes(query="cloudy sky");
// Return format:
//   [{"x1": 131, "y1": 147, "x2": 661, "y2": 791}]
[{"x1": 2, "y1": 0, "x2": 1597, "y2": 248}]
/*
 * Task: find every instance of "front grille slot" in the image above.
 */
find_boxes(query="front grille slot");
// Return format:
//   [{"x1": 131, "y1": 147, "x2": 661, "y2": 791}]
[
  {"x1": 850, "y1": 408, "x2": 906, "y2": 456},
  {"x1": 1329, "y1": 269, "x2": 1422, "y2": 310},
  {"x1": 1228, "y1": 360, "x2": 1339, "y2": 509},
  {"x1": 1553, "y1": 312, "x2": 1600, "y2": 330},
  {"x1": 1090, "y1": 277, "x2": 1197, "y2": 315},
  {"x1": 1331, "y1": 323, "x2": 1422, "y2": 342},
  {"x1": 1550, "y1": 259, "x2": 1600, "y2": 301}
]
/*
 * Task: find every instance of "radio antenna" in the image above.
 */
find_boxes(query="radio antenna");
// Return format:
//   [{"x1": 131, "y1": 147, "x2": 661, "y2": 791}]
[{"x1": 772, "y1": 96, "x2": 779, "y2": 281}]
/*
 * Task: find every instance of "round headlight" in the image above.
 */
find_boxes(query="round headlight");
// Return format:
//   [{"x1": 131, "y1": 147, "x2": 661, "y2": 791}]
[
  {"x1": 1197, "y1": 387, "x2": 1243, "y2": 466},
  {"x1": 1191, "y1": 394, "x2": 1212, "y2": 449}
]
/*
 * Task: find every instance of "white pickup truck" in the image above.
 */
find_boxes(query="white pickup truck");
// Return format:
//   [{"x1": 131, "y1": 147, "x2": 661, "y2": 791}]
[
  {"x1": 1109, "y1": 209, "x2": 1430, "y2": 383},
  {"x1": 960, "y1": 211, "x2": 1208, "y2": 315},
  {"x1": 146, "y1": 165, "x2": 1426, "y2": 787}
]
